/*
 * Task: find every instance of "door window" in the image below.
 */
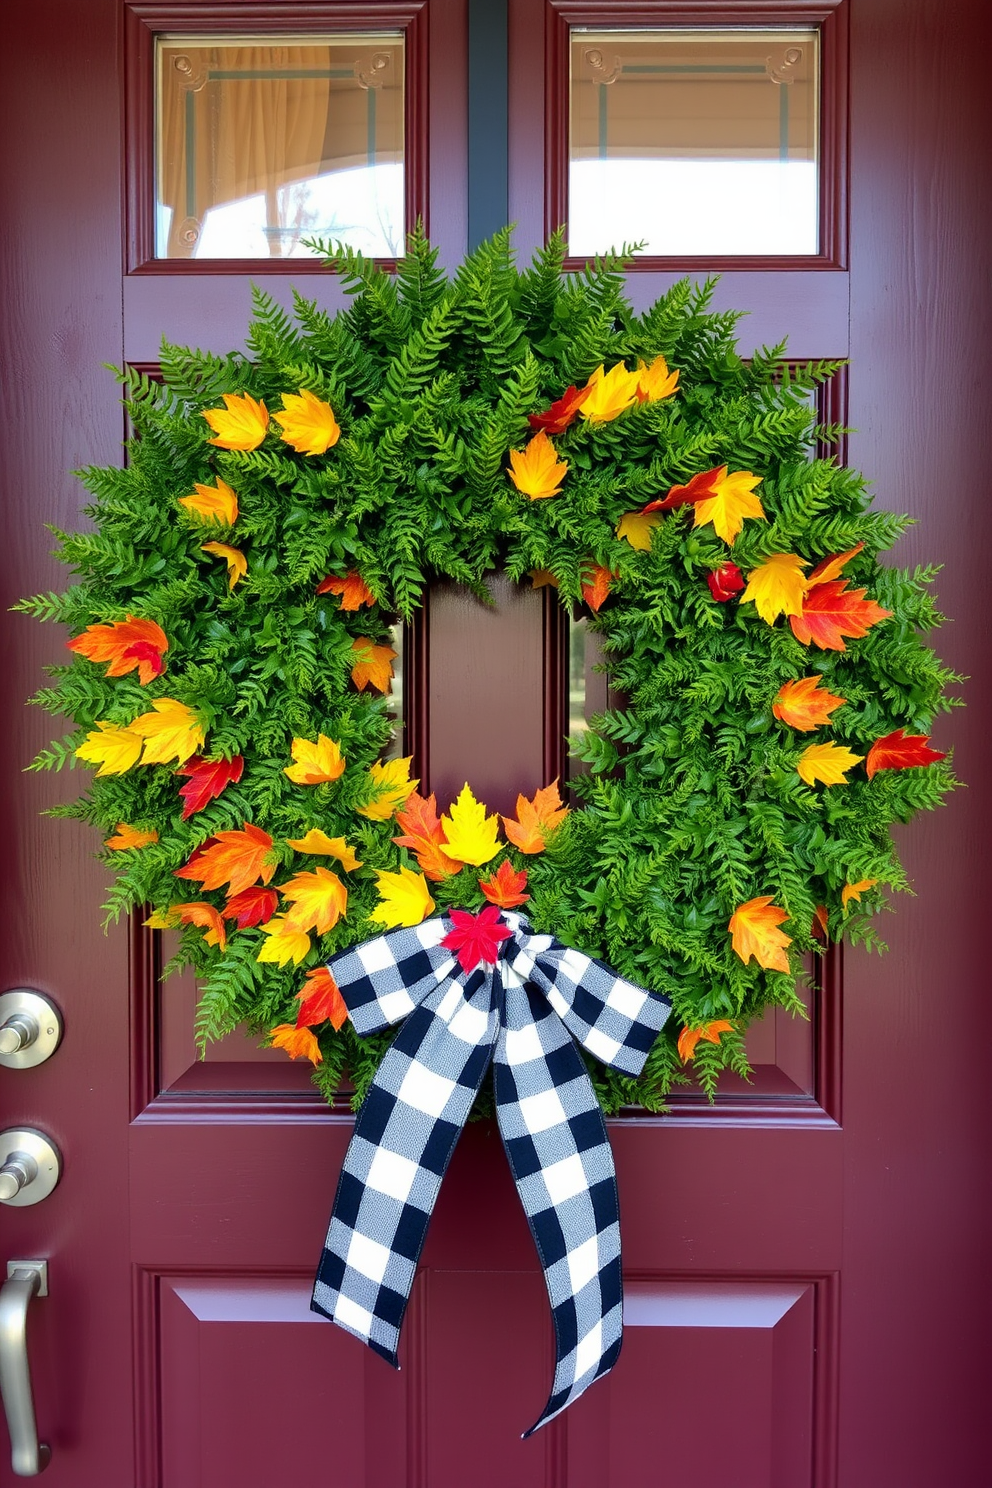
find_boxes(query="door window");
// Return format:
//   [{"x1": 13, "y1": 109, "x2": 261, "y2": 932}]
[{"x1": 155, "y1": 35, "x2": 405, "y2": 260}]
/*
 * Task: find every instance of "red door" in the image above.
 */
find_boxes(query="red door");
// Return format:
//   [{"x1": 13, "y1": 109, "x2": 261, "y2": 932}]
[{"x1": 1, "y1": 1, "x2": 989, "y2": 1484}]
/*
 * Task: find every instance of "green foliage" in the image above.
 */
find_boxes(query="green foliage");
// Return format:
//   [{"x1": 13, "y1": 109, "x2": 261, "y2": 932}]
[{"x1": 24, "y1": 226, "x2": 959, "y2": 1114}]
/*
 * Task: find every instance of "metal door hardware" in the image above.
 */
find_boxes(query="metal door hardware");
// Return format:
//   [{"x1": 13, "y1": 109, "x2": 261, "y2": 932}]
[
  {"x1": 0, "y1": 1134, "x2": 60, "y2": 1208},
  {"x1": 0, "y1": 1261, "x2": 50, "y2": 1475},
  {"x1": 0, "y1": 994, "x2": 61, "y2": 1070}
]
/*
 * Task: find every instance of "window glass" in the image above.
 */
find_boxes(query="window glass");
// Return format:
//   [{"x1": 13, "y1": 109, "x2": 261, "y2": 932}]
[
  {"x1": 156, "y1": 35, "x2": 404, "y2": 259},
  {"x1": 569, "y1": 29, "x2": 819, "y2": 257}
]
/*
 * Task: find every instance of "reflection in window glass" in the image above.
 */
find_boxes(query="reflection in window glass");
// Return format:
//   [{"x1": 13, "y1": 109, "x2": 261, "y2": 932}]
[
  {"x1": 569, "y1": 30, "x2": 819, "y2": 257},
  {"x1": 384, "y1": 621, "x2": 405, "y2": 760},
  {"x1": 156, "y1": 35, "x2": 404, "y2": 259}
]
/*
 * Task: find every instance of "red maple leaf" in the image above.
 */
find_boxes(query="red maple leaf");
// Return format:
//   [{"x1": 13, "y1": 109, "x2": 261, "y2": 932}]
[
  {"x1": 479, "y1": 860, "x2": 530, "y2": 908},
  {"x1": 527, "y1": 384, "x2": 591, "y2": 434},
  {"x1": 789, "y1": 580, "x2": 892, "y2": 651},
  {"x1": 642, "y1": 465, "x2": 725, "y2": 513},
  {"x1": 222, "y1": 885, "x2": 279, "y2": 928},
  {"x1": 865, "y1": 729, "x2": 947, "y2": 781},
  {"x1": 176, "y1": 755, "x2": 245, "y2": 820},
  {"x1": 441, "y1": 905, "x2": 513, "y2": 973},
  {"x1": 295, "y1": 966, "x2": 349, "y2": 1031}
]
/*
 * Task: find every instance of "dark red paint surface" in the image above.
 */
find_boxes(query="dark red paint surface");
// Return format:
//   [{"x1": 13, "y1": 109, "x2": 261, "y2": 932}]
[{"x1": 1, "y1": 0, "x2": 990, "y2": 1483}]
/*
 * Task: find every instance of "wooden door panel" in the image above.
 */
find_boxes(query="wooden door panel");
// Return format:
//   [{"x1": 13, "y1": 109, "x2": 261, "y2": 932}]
[
  {"x1": 564, "y1": 1280, "x2": 817, "y2": 1488},
  {"x1": 156, "y1": 1275, "x2": 407, "y2": 1488}
]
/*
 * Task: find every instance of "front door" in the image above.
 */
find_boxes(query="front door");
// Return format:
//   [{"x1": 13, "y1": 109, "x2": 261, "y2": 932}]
[{"x1": 1, "y1": 1, "x2": 988, "y2": 1484}]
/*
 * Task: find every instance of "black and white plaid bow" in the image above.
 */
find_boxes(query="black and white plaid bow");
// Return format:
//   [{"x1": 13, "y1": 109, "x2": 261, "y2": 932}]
[{"x1": 311, "y1": 910, "x2": 670, "y2": 1436}]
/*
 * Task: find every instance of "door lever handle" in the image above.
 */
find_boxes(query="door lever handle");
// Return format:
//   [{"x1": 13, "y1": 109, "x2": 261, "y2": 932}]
[{"x1": 0, "y1": 1261, "x2": 50, "y2": 1475}]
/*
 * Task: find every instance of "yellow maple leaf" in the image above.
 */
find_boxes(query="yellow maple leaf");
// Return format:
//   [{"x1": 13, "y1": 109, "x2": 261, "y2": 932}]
[
  {"x1": 636, "y1": 355, "x2": 680, "y2": 403},
  {"x1": 617, "y1": 510, "x2": 663, "y2": 551},
  {"x1": 285, "y1": 830, "x2": 362, "y2": 870},
  {"x1": 579, "y1": 363, "x2": 641, "y2": 423},
  {"x1": 351, "y1": 637, "x2": 396, "y2": 693},
  {"x1": 740, "y1": 553, "x2": 809, "y2": 624},
  {"x1": 280, "y1": 867, "x2": 348, "y2": 935},
  {"x1": 105, "y1": 822, "x2": 158, "y2": 850},
  {"x1": 693, "y1": 468, "x2": 765, "y2": 544},
  {"x1": 129, "y1": 698, "x2": 205, "y2": 766},
  {"x1": 256, "y1": 915, "x2": 312, "y2": 967},
  {"x1": 178, "y1": 478, "x2": 238, "y2": 526},
  {"x1": 201, "y1": 541, "x2": 247, "y2": 589},
  {"x1": 284, "y1": 735, "x2": 346, "y2": 786},
  {"x1": 369, "y1": 866, "x2": 435, "y2": 930},
  {"x1": 530, "y1": 569, "x2": 559, "y2": 589},
  {"x1": 797, "y1": 742, "x2": 864, "y2": 787},
  {"x1": 144, "y1": 907, "x2": 180, "y2": 930},
  {"x1": 273, "y1": 388, "x2": 341, "y2": 456},
  {"x1": 729, "y1": 896, "x2": 792, "y2": 973},
  {"x1": 202, "y1": 392, "x2": 269, "y2": 451},
  {"x1": 268, "y1": 1023, "x2": 322, "y2": 1064},
  {"x1": 440, "y1": 783, "x2": 501, "y2": 866},
  {"x1": 842, "y1": 878, "x2": 878, "y2": 908},
  {"x1": 507, "y1": 431, "x2": 568, "y2": 500},
  {"x1": 357, "y1": 756, "x2": 419, "y2": 821},
  {"x1": 76, "y1": 721, "x2": 143, "y2": 776}
]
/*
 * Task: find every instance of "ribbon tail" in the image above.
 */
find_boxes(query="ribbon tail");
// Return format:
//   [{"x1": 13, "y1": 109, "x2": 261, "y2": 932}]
[
  {"x1": 494, "y1": 965, "x2": 623, "y2": 1437},
  {"x1": 312, "y1": 967, "x2": 499, "y2": 1366}
]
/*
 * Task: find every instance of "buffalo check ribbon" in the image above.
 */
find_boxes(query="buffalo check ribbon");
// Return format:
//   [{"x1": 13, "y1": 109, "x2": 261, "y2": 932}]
[{"x1": 311, "y1": 910, "x2": 671, "y2": 1436}]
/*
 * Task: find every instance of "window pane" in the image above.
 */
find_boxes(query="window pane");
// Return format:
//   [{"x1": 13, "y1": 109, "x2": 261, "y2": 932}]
[
  {"x1": 569, "y1": 29, "x2": 819, "y2": 257},
  {"x1": 156, "y1": 35, "x2": 404, "y2": 259}
]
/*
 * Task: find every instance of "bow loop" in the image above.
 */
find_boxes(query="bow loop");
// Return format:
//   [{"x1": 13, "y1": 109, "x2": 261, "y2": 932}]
[
  {"x1": 328, "y1": 915, "x2": 454, "y2": 1034},
  {"x1": 501, "y1": 914, "x2": 669, "y2": 1076},
  {"x1": 314, "y1": 911, "x2": 671, "y2": 1434}
]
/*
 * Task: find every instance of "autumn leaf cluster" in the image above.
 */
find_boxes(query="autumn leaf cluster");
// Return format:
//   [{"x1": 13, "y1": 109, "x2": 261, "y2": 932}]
[{"x1": 19, "y1": 227, "x2": 958, "y2": 1111}]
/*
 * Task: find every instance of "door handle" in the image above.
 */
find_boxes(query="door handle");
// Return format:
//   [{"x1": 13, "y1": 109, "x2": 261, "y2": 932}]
[{"x1": 0, "y1": 1261, "x2": 50, "y2": 1475}]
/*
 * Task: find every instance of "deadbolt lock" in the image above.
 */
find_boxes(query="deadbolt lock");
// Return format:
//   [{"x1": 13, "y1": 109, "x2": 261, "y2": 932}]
[
  {"x1": 0, "y1": 1133, "x2": 61, "y2": 1208},
  {"x1": 0, "y1": 992, "x2": 62, "y2": 1070}
]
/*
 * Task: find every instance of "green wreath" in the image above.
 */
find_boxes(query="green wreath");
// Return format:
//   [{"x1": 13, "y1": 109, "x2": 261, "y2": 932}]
[{"x1": 20, "y1": 228, "x2": 957, "y2": 1112}]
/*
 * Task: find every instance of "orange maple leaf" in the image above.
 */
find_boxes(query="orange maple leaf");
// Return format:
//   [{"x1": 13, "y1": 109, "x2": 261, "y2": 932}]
[
  {"x1": 772, "y1": 676, "x2": 846, "y2": 731},
  {"x1": 104, "y1": 822, "x2": 158, "y2": 850},
  {"x1": 865, "y1": 729, "x2": 947, "y2": 780},
  {"x1": 351, "y1": 637, "x2": 396, "y2": 692},
  {"x1": 581, "y1": 564, "x2": 614, "y2": 613},
  {"x1": 789, "y1": 580, "x2": 891, "y2": 651},
  {"x1": 805, "y1": 542, "x2": 865, "y2": 587},
  {"x1": 479, "y1": 860, "x2": 530, "y2": 908},
  {"x1": 728, "y1": 896, "x2": 792, "y2": 973},
  {"x1": 174, "y1": 823, "x2": 276, "y2": 897},
  {"x1": 393, "y1": 791, "x2": 462, "y2": 882},
  {"x1": 678, "y1": 1020, "x2": 734, "y2": 1063},
  {"x1": 842, "y1": 878, "x2": 877, "y2": 909},
  {"x1": 268, "y1": 1023, "x2": 322, "y2": 1064},
  {"x1": 67, "y1": 616, "x2": 168, "y2": 685},
  {"x1": 812, "y1": 905, "x2": 829, "y2": 940},
  {"x1": 296, "y1": 966, "x2": 349, "y2": 1032},
  {"x1": 316, "y1": 571, "x2": 376, "y2": 609},
  {"x1": 507, "y1": 430, "x2": 568, "y2": 500},
  {"x1": 172, "y1": 900, "x2": 227, "y2": 950},
  {"x1": 502, "y1": 780, "x2": 569, "y2": 855}
]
